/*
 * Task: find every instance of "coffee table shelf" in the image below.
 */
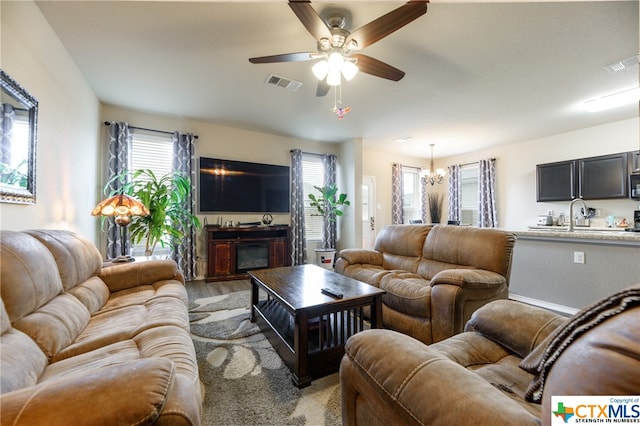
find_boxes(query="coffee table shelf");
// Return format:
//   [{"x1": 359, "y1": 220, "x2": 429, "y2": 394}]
[{"x1": 249, "y1": 265, "x2": 384, "y2": 388}]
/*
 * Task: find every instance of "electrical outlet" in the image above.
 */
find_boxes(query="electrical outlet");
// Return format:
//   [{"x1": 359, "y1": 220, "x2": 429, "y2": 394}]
[{"x1": 574, "y1": 251, "x2": 585, "y2": 264}]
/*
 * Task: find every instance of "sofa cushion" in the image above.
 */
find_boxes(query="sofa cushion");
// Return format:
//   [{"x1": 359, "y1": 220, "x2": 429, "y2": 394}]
[
  {"x1": 379, "y1": 272, "x2": 431, "y2": 318},
  {"x1": 375, "y1": 225, "x2": 431, "y2": 272},
  {"x1": 0, "y1": 231, "x2": 64, "y2": 322},
  {"x1": 0, "y1": 299, "x2": 48, "y2": 393},
  {"x1": 420, "y1": 226, "x2": 516, "y2": 277},
  {"x1": 339, "y1": 265, "x2": 390, "y2": 288},
  {"x1": 26, "y1": 229, "x2": 103, "y2": 291},
  {"x1": 52, "y1": 296, "x2": 190, "y2": 362}
]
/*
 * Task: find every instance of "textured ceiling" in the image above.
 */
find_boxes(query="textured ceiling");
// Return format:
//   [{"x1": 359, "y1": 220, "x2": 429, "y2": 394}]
[{"x1": 36, "y1": 1, "x2": 639, "y2": 159}]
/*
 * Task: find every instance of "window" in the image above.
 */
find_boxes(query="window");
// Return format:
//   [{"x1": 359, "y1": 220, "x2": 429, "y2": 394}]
[
  {"x1": 460, "y1": 163, "x2": 479, "y2": 226},
  {"x1": 301, "y1": 154, "x2": 324, "y2": 242},
  {"x1": 402, "y1": 168, "x2": 421, "y2": 223},
  {"x1": 129, "y1": 130, "x2": 173, "y2": 256}
]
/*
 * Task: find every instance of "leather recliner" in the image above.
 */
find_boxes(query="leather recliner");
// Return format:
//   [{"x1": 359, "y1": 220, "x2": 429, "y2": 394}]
[
  {"x1": 340, "y1": 283, "x2": 640, "y2": 426},
  {"x1": 335, "y1": 224, "x2": 517, "y2": 344}
]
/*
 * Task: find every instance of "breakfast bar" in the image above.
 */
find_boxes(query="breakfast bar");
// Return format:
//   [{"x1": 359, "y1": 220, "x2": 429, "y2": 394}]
[{"x1": 509, "y1": 227, "x2": 640, "y2": 313}]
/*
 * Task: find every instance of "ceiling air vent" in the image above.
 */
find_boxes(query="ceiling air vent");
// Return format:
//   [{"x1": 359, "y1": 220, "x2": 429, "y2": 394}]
[
  {"x1": 604, "y1": 55, "x2": 639, "y2": 73},
  {"x1": 265, "y1": 74, "x2": 302, "y2": 92}
]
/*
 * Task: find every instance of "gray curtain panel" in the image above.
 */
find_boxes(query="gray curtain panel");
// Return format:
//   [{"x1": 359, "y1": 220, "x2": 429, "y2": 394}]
[
  {"x1": 1, "y1": 103, "x2": 15, "y2": 165},
  {"x1": 447, "y1": 164, "x2": 461, "y2": 223},
  {"x1": 420, "y1": 180, "x2": 428, "y2": 223},
  {"x1": 106, "y1": 121, "x2": 132, "y2": 259},
  {"x1": 479, "y1": 158, "x2": 498, "y2": 228},
  {"x1": 172, "y1": 132, "x2": 198, "y2": 280},
  {"x1": 322, "y1": 153, "x2": 337, "y2": 249},
  {"x1": 289, "y1": 149, "x2": 306, "y2": 265},
  {"x1": 391, "y1": 163, "x2": 403, "y2": 224}
]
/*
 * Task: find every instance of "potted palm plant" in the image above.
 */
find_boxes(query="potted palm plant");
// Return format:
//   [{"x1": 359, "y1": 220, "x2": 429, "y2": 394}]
[
  {"x1": 308, "y1": 184, "x2": 350, "y2": 269},
  {"x1": 107, "y1": 169, "x2": 201, "y2": 257}
]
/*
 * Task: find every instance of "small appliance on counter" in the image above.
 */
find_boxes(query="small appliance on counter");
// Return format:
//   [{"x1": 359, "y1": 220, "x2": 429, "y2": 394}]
[
  {"x1": 536, "y1": 215, "x2": 554, "y2": 226},
  {"x1": 626, "y1": 210, "x2": 640, "y2": 232}
]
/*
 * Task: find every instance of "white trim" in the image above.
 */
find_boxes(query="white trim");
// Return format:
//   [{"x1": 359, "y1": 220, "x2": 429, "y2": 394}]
[{"x1": 509, "y1": 293, "x2": 579, "y2": 317}]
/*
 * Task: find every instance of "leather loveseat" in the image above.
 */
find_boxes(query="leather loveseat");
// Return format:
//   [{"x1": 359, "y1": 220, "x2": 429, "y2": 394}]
[
  {"x1": 0, "y1": 229, "x2": 201, "y2": 425},
  {"x1": 340, "y1": 283, "x2": 640, "y2": 426},
  {"x1": 335, "y1": 224, "x2": 516, "y2": 343}
]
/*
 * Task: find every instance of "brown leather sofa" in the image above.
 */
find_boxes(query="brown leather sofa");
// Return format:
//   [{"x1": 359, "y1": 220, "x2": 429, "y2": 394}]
[
  {"x1": 335, "y1": 224, "x2": 516, "y2": 343},
  {"x1": 0, "y1": 230, "x2": 201, "y2": 426},
  {"x1": 340, "y1": 284, "x2": 640, "y2": 426}
]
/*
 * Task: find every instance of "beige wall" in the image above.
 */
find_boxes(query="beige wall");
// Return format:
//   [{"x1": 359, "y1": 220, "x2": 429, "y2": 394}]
[
  {"x1": 362, "y1": 118, "x2": 639, "y2": 234},
  {"x1": 0, "y1": 1, "x2": 101, "y2": 241},
  {"x1": 100, "y1": 104, "x2": 357, "y2": 274}
]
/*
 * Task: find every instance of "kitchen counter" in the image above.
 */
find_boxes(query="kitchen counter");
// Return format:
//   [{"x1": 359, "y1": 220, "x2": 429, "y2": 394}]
[
  {"x1": 516, "y1": 226, "x2": 640, "y2": 246},
  {"x1": 509, "y1": 226, "x2": 640, "y2": 312}
]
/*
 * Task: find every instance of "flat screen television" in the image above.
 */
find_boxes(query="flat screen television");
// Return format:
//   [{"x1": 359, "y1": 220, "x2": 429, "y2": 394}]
[{"x1": 199, "y1": 157, "x2": 290, "y2": 213}]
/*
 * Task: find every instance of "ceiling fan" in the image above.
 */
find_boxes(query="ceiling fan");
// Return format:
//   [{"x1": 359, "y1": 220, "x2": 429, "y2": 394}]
[{"x1": 249, "y1": 1, "x2": 428, "y2": 97}]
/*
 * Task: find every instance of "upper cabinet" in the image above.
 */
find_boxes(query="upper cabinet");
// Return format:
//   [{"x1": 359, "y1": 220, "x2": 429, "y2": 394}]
[
  {"x1": 536, "y1": 160, "x2": 576, "y2": 201},
  {"x1": 537, "y1": 152, "x2": 631, "y2": 201},
  {"x1": 578, "y1": 153, "x2": 629, "y2": 199}
]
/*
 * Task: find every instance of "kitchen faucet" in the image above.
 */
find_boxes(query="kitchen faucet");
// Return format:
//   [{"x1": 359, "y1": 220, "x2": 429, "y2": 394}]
[{"x1": 568, "y1": 198, "x2": 588, "y2": 232}]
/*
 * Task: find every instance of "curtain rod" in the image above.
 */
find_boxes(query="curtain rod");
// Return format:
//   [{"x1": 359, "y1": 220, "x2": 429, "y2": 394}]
[
  {"x1": 103, "y1": 121, "x2": 198, "y2": 139},
  {"x1": 289, "y1": 149, "x2": 324, "y2": 158}
]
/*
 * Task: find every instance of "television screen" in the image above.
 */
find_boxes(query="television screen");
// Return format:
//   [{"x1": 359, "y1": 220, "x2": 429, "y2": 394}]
[{"x1": 199, "y1": 157, "x2": 290, "y2": 213}]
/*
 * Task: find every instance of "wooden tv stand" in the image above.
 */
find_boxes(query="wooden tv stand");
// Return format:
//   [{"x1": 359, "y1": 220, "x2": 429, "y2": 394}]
[{"x1": 205, "y1": 225, "x2": 291, "y2": 282}]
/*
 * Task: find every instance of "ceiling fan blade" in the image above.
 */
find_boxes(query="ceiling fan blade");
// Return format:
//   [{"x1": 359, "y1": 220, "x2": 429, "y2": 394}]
[
  {"x1": 249, "y1": 52, "x2": 316, "y2": 64},
  {"x1": 352, "y1": 54, "x2": 405, "y2": 81},
  {"x1": 316, "y1": 79, "x2": 330, "y2": 97},
  {"x1": 289, "y1": 1, "x2": 332, "y2": 42},
  {"x1": 345, "y1": 2, "x2": 427, "y2": 50}
]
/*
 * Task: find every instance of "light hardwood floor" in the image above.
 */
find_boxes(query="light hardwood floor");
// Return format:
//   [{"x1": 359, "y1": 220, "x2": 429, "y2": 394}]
[{"x1": 186, "y1": 278, "x2": 250, "y2": 299}]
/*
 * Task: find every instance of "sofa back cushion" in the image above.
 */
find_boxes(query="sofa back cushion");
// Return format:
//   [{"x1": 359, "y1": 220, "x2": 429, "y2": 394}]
[
  {"x1": 419, "y1": 226, "x2": 516, "y2": 280},
  {"x1": 0, "y1": 231, "x2": 92, "y2": 358},
  {"x1": 0, "y1": 298, "x2": 48, "y2": 393},
  {"x1": 26, "y1": 230, "x2": 103, "y2": 292},
  {"x1": 375, "y1": 225, "x2": 432, "y2": 272}
]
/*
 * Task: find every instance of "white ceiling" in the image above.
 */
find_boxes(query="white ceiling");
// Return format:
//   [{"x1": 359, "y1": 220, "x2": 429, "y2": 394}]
[{"x1": 36, "y1": 0, "x2": 639, "y2": 160}]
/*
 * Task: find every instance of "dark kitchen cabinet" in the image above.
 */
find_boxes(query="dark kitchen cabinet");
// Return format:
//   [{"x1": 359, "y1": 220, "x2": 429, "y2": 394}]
[
  {"x1": 537, "y1": 152, "x2": 631, "y2": 202},
  {"x1": 536, "y1": 160, "x2": 576, "y2": 201},
  {"x1": 578, "y1": 153, "x2": 629, "y2": 199}
]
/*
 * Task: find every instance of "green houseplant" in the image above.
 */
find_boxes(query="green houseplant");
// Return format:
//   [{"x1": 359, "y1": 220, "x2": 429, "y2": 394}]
[
  {"x1": 107, "y1": 169, "x2": 201, "y2": 256},
  {"x1": 308, "y1": 184, "x2": 350, "y2": 268}
]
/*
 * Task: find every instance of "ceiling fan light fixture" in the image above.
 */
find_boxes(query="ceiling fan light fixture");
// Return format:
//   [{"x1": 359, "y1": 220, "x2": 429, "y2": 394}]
[
  {"x1": 312, "y1": 60, "x2": 329, "y2": 80},
  {"x1": 327, "y1": 68, "x2": 341, "y2": 86},
  {"x1": 341, "y1": 60, "x2": 358, "y2": 81}
]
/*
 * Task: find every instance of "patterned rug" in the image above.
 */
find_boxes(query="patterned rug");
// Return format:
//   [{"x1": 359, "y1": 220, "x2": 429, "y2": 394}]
[{"x1": 189, "y1": 289, "x2": 342, "y2": 426}]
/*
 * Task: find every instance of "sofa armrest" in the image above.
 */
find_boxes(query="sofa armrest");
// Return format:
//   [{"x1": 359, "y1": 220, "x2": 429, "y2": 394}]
[
  {"x1": 337, "y1": 249, "x2": 383, "y2": 267},
  {"x1": 0, "y1": 358, "x2": 191, "y2": 426},
  {"x1": 464, "y1": 299, "x2": 567, "y2": 359},
  {"x1": 430, "y1": 268, "x2": 506, "y2": 289},
  {"x1": 100, "y1": 259, "x2": 185, "y2": 293},
  {"x1": 340, "y1": 329, "x2": 540, "y2": 426}
]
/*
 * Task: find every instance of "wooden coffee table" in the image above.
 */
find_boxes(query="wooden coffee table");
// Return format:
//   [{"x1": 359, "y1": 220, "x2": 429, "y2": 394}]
[{"x1": 249, "y1": 264, "x2": 385, "y2": 388}]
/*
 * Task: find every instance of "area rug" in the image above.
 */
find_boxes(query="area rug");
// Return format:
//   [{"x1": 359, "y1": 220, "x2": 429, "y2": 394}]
[{"x1": 189, "y1": 290, "x2": 342, "y2": 426}]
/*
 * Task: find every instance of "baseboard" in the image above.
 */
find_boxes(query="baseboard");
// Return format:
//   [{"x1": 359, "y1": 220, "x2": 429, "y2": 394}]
[{"x1": 509, "y1": 293, "x2": 579, "y2": 317}]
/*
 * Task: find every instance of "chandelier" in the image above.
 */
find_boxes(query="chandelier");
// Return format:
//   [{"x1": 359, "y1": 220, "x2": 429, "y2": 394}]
[{"x1": 420, "y1": 144, "x2": 446, "y2": 186}]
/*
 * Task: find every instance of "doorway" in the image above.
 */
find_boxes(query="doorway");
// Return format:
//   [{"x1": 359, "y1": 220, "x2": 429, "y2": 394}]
[{"x1": 362, "y1": 176, "x2": 376, "y2": 249}]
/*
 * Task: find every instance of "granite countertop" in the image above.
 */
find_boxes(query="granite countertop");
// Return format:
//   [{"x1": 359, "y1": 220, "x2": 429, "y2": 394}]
[{"x1": 515, "y1": 226, "x2": 640, "y2": 244}]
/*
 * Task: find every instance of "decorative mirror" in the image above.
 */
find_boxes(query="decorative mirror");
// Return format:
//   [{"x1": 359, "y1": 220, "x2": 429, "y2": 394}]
[{"x1": 0, "y1": 69, "x2": 38, "y2": 204}]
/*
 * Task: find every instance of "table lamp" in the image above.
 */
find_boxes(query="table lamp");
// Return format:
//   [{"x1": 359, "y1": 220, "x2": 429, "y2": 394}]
[{"x1": 91, "y1": 193, "x2": 149, "y2": 263}]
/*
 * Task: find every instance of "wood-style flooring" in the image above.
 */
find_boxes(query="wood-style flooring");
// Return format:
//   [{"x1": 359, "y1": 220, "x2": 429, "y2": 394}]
[{"x1": 186, "y1": 278, "x2": 250, "y2": 299}]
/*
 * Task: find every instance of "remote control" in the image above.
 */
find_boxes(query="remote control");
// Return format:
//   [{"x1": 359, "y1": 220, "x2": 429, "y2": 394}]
[{"x1": 321, "y1": 288, "x2": 343, "y2": 299}]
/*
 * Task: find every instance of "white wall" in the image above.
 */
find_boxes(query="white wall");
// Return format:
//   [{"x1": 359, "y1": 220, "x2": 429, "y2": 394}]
[
  {"x1": 0, "y1": 1, "x2": 101, "y2": 241},
  {"x1": 362, "y1": 118, "x2": 639, "y2": 234},
  {"x1": 100, "y1": 104, "x2": 352, "y2": 274},
  {"x1": 438, "y1": 118, "x2": 639, "y2": 231}
]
